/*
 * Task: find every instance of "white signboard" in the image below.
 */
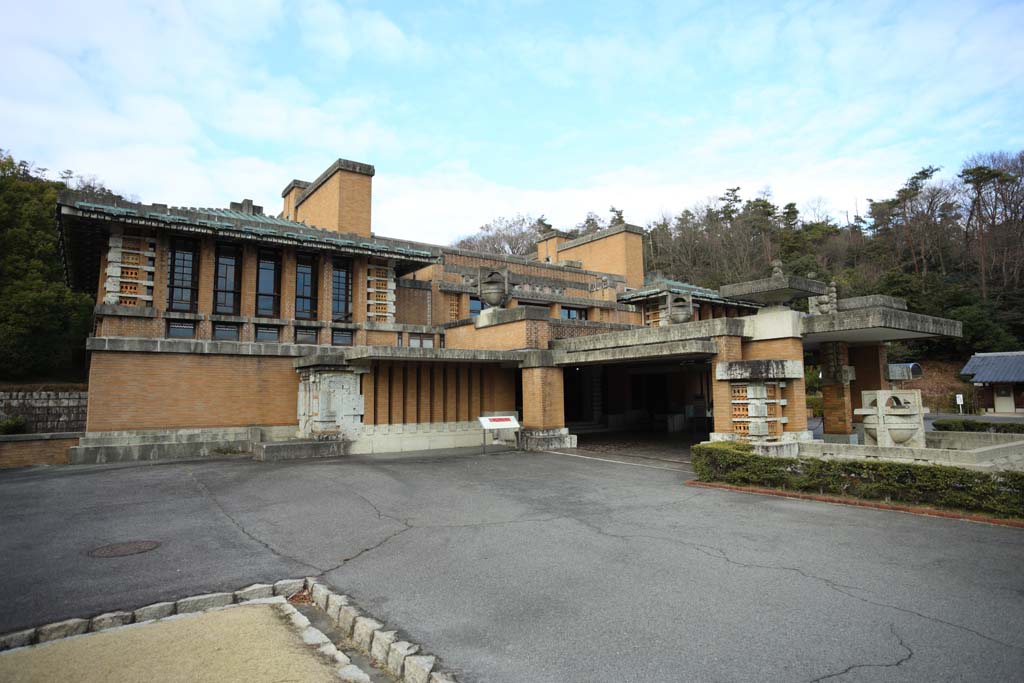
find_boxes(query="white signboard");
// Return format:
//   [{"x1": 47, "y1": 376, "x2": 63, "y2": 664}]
[
  {"x1": 955, "y1": 394, "x2": 964, "y2": 405},
  {"x1": 478, "y1": 416, "x2": 520, "y2": 430}
]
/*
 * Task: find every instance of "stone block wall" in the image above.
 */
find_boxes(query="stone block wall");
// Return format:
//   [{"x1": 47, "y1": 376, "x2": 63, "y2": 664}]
[{"x1": 0, "y1": 392, "x2": 88, "y2": 433}]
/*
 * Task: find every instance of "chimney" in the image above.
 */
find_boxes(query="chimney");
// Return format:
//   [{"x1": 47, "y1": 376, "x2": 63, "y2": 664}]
[
  {"x1": 229, "y1": 199, "x2": 263, "y2": 216},
  {"x1": 287, "y1": 159, "x2": 375, "y2": 236}
]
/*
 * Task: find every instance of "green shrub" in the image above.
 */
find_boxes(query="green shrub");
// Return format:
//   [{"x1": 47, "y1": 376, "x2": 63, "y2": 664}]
[
  {"x1": 933, "y1": 419, "x2": 1024, "y2": 434},
  {"x1": 0, "y1": 416, "x2": 28, "y2": 435},
  {"x1": 806, "y1": 394, "x2": 823, "y2": 418},
  {"x1": 691, "y1": 441, "x2": 1024, "y2": 518}
]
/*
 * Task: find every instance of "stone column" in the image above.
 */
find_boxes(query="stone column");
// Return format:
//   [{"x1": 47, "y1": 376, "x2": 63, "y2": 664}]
[
  {"x1": 518, "y1": 364, "x2": 576, "y2": 450},
  {"x1": 820, "y1": 341, "x2": 857, "y2": 443}
]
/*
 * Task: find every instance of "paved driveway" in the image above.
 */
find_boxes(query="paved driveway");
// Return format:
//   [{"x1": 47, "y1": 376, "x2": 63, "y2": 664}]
[{"x1": 1, "y1": 449, "x2": 1022, "y2": 682}]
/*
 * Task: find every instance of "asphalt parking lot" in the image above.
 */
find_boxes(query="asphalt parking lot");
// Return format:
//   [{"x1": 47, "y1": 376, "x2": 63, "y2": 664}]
[{"x1": 2, "y1": 448, "x2": 1022, "y2": 682}]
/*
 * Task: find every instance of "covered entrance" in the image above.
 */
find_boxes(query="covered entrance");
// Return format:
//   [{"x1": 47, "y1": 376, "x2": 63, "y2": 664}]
[{"x1": 562, "y1": 360, "x2": 713, "y2": 441}]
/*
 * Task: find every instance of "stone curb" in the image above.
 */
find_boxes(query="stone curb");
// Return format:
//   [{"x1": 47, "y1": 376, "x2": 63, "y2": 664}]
[
  {"x1": 0, "y1": 577, "x2": 458, "y2": 682},
  {"x1": 303, "y1": 577, "x2": 458, "y2": 683},
  {"x1": 685, "y1": 480, "x2": 1024, "y2": 528},
  {"x1": 0, "y1": 580, "x2": 373, "y2": 682}
]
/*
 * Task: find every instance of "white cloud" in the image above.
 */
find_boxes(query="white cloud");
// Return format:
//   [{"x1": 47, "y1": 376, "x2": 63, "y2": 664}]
[{"x1": 296, "y1": 0, "x2": 429, "y2": 64}]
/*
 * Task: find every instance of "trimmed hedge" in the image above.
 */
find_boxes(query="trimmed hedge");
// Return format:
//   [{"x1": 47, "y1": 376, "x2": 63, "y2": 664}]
[
  {"x1": 691, "y1": 441, "x2": 1024, "y2": 518},
  {"x1": 0, "y1": 416, "x2": 27, "y2": 435},
  {"x1": 932, "y1": 419, "x2": 1024, "y2": 434}
]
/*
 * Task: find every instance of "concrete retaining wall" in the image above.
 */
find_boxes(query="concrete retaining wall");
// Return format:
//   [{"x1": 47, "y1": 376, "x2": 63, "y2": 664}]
[
  {"x1": 0, "y1": 392, "x2": 87, "y2": 433},
  {"x1": 798, "y1": 435, "x2": 1024, "y2": 472},
  {"x1": 0, "y1": 433, "x2": 82, "y2": 468}
]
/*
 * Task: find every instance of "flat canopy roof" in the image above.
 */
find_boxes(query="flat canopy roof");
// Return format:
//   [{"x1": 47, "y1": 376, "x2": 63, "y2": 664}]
[{"x1": 800, "y1": 307, "x2": 962, "y2": 347}]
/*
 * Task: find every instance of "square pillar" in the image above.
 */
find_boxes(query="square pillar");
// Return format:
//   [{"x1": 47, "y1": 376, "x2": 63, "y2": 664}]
[
  {"x1": 821, "y1": 342, "x2": 856, "y2": 442},
  {"x1": 850, "y1": 344, "x2": 888, "y2": 421},
  {"x1": 710, "y1": 336, "x2": 743, "y2": 439},
  {"x1": 518, "y1": 366, "x2": 575, "y2": 450}
]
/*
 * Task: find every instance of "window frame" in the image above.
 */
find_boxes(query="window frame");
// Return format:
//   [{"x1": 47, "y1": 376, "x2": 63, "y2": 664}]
[
  {"x1": 255, "y1": 249, "x2": 281, "y2": 318},
  {"x1": 331, "y1": 329, "x2": 354, "y2": 346},
  {"x1": 166, "y1": 320, "x2": 196, "y2": 339},
  {"x1": 294, "y1": 326, "x2": 319, "y2": 344},
  {"x1": 167, "y1": 237, "x2": 199, "y2": 312},
  {"x1": 212, "y1": 323, "x2": 240, "y2": 341},
  {"x1": 409, "y1": 333, "x2": 434, "y2": 348},
  {"x1": 213, "y1": 242, "x2": 242, "y2": 315},
  {"x1": 331, "y1": 257, "x2": 353, "y2": 322},
  {"x1": 255, "y1": 325, "x2": 280, "y2": 342},
  {"x1": 561, "y1": 306, "x2": 588, "y2": 321},
  {"x1": 294, "y1": 253, "x2": 318, "y2": 321}
]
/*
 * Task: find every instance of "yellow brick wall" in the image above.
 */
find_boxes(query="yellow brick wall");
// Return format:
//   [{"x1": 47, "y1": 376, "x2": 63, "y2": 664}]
[
  {"x1": 711, "y1": 336, "x2": 743, "y2": 433},
  {"x1": 522, "y1": 367, "x2": 564, "y2": 429},
  {"x1": 86, "y1": 352, "x2": 299, "y2": 432},
  {"x1": 293, "y1": 171, "x2": 372, "y2": 236},
  {"x1": 444, "y1": 319, "x2": 550, "y2": 350},
  {"x1": 741, "y1": 337, "x2": 808, "y2": 433},
  {"x1": 338, "y1": 172, "x2": 372, "y2": 236},
  {"x1": 295, "y1": 174, "x2": 342, "y2": 234},
  {"x1": 0, "y1": 438, "x2": 76, "y2": 468},
  {"x1": 395, "y1": 286, "x2": 430, "y2": 325},
  {"x1": 556, "y1": 230, "x2": 645, "y2": 289}
]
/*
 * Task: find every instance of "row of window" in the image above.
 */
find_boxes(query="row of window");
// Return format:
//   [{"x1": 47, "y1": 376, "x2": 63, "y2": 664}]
[
  {"x1": 167, "y1": 320, "x2": 356, "y2": 346},
  {"x1": 167, "y1": 239, "x2": 353, "y2": 321},
  {"x1": 466, "y1": 296, "x2": 588, "y2": 321}
]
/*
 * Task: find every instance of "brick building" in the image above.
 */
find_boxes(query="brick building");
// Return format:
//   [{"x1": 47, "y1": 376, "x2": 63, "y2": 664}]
[{"x1": 57, "y1": 158, "x2": 962, "y2": 461}]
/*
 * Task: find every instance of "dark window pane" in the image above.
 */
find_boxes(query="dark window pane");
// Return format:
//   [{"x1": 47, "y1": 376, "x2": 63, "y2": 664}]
[
  {"x1": 295, "y1": 327, "x2": 318, "y2": 344},
  {"x1": 214, "y1": 244, "x2": 241, "y2": 315},
  {"x1": 167, "y1": 321, "x2": 195, "y2": 338},
  {"x1": 213, "y1": 323, "x2": 240, "y2": 341},
  {"x1": 469, "y1": 297, "x2": 482, "y2": 318},
  {"x1": 255, "y1": 325, "x2": 279, "y2": 342},
  {"x1": 168, "y1": 238, "x2": 199, "y2": 312},
  {"x1": 332, "y1": 258, "x2": 353, "y2": 322},
  {"x1": 256, "y1": 250, "x2": 280, "y2": 317},
  {"x1": 332, "y1": 329, "x2": 353, "y2": 346},
  {"x1": 295, "y1": 254, "x2": 317, "y2": 320},
  {"x1": 561, "y1": 307, "x2": 587, "y2": 320}
]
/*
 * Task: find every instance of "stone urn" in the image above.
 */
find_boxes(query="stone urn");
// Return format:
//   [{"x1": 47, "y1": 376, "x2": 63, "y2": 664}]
[
  {"x1": 855, "y1": 390, "x2": 927, "y2": 448},
  {"x1": 668, "y1": 294, "x2": 693, "y2": 324},
  {"x1": 480, "y1": 271, "x2": 507, "y2": 308}
]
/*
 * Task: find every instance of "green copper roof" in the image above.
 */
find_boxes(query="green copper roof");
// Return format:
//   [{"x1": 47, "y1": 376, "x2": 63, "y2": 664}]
[{"x1": 61, "y1": 192, "x2": 436, "y2": 261}]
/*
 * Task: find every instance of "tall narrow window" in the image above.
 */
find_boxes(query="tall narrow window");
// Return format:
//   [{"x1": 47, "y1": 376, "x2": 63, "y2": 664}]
[
  {"x1": 295, "y1": 253, "x2": 318, "y2": 320},
  {"x1": 167, "y1": 237, "x2": 199, "y2": 312},
  {"x1": 332, "y1": 257, "x2": 353, "y2": 322},
  {"x1": 256, "y1": 249, "x2": 281, "y2": 317},
  {"x1": 213, "y1": 243, "x2": 242, "y2": 315}
]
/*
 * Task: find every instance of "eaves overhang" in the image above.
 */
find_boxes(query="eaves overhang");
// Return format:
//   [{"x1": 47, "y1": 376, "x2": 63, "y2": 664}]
[
  {"x1": 59, "y1": 200, "x2": 439, "y2": 266},
  {"x1": 800, "y1": 307, "x2": 962, "y2": 347}
]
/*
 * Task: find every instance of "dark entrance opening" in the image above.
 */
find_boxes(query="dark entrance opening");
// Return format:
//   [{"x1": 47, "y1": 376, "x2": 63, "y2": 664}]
[{"x1": 562, "y1": 360, "x2": 712, "y2": 442}]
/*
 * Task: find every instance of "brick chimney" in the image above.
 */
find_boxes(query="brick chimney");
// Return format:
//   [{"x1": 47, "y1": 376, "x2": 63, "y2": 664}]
[{"x1": 282, "y1": 159, "x2": 374, "y2": 236}]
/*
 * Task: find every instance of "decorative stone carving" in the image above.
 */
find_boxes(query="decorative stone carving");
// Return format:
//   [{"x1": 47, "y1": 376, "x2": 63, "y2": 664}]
[
  {"x1": 854, "y1": 389, "x2": 928, "y2": 448},
  {"x1": 297, "y1": 368, "x2": 366, "y2": 440}
]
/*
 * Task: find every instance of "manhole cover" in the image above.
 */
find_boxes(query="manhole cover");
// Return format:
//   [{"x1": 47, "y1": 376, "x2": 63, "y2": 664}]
[{"x1": 88, "y1": 541, "x2": 160, "y2": 558}]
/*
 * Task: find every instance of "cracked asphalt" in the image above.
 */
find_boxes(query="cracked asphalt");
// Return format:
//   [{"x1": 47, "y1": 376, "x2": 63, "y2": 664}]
[{"x1": 1, "y1": 448, "x2": 1022, "y2": 682}]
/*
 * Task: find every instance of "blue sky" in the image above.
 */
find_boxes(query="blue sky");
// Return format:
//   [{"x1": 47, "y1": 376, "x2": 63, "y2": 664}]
[{"x1": 3, "y1": 0, "x2": 1023, "y2": 243}]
